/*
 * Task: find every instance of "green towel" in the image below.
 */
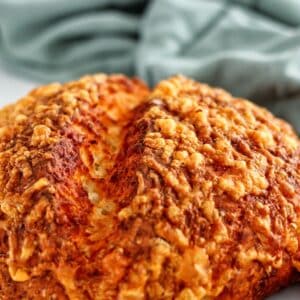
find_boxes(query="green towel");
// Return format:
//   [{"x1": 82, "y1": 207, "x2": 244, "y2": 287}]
[{"x1": 0, "y1": 0, "x2": 300, "y2": 131}]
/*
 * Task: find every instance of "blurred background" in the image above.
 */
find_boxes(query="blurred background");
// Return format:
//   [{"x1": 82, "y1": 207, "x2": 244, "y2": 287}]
[
  {"x1": 0, "y1": 0, "x2": 299, "y2": 298},
  {"x1": 0, "y1": 0, "x2": 299, "y2": 133}
]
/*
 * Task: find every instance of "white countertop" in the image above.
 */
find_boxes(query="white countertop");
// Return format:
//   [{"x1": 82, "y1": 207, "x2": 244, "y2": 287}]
[
  {"x1": 0, "y1": 64, "x2": 299, "y2": 299},
  {"x1": 0, "y1": 64, "x2": 37, "y2": 107}
]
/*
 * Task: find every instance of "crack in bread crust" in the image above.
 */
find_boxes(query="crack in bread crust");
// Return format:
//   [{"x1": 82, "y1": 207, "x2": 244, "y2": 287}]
[{"x1": 0, "y1": 74, "x2": 299, "y2": 300}]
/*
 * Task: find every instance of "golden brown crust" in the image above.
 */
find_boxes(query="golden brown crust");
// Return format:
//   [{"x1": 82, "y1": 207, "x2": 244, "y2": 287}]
[
  {"x1": 0, "y1": 74, "x2": 299, "y2": 299},
  {"x1": 0, "y1": 74, "x2": 149, "y2": 299}
]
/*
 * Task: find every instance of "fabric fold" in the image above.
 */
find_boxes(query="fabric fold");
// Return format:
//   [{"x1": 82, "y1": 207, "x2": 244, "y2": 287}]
[{"x1": 0, "y1": 0, "x2": 300, "y2": 130}]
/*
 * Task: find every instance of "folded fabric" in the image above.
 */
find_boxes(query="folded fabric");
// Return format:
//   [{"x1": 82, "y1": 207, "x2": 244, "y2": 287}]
[{"x1": 0, "y1": 0, "x2": 300, "y2": 131}]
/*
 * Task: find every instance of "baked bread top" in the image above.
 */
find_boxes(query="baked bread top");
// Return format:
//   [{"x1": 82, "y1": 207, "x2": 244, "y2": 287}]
[{"x1": 0, "y1": 74, "x2": 299, "y2": 299}]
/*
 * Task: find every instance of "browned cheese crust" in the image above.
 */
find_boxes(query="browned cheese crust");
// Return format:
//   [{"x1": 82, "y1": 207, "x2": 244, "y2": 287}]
[{"x1": 0, "y1": 74, "x2": 299, "y2": 300}]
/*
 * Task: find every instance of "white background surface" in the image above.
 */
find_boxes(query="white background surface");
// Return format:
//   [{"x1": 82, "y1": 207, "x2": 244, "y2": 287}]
[
  {"x1": 0, "y1": 63, "x2": 36, "y2": 108},
  {"x1": 0, "y1": 65, "x2": 299, "y2": 299}
]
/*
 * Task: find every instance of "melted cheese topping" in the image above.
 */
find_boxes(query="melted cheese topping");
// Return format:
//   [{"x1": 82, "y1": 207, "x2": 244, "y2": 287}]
[{"x1": 0, "y1": 74, "x2": 299, "y2": 299}]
